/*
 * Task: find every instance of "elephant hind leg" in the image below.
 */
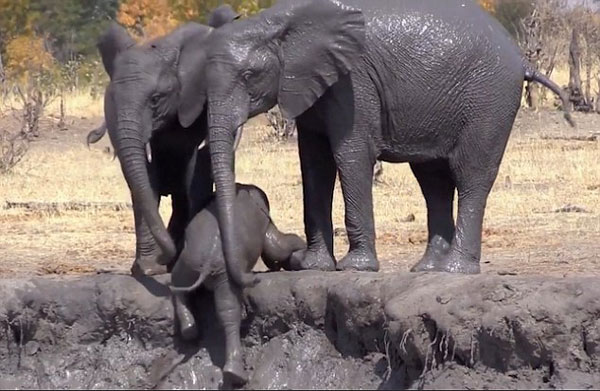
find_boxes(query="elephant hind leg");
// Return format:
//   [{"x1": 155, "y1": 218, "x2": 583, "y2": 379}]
[
  {"x1": 435, "y1": 118, "x2": 514, "y2": 274},
  {"x1": 409, "y1": 160, "x2": 456, "y2": 273},
  {"x1": 213, "y1": 273, "x2": 247, "y2": 386},
  {"x1": 171, "y1": 254, "x2": 202, "y2": 340},
  {"x1": 173, "y1": 292, "x2": 198, "y2": 341},
  {"x1": 262, "y1": 223, "x2": 306, "y2": 271}
]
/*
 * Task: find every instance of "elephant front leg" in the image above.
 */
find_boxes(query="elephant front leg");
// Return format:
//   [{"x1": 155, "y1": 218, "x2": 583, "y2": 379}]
[
  {"x1": 213, "y1": 273, "x2": 247, "y2": 387},
  {"x1": 409, "y1": 161, "x2": 456, "y2": 272},
  {"x1": 333, "y1": 137, "x2": 379, "y2": 272},
  {"x1": 288, "y1": 128, "x2": 336, "y2": 271},
  {"x1": 131, "y1": 195, "x2": 168, "y2": 277},
  {"x1": 166, "y1": 192, "x2": 189, "y2": 271}
]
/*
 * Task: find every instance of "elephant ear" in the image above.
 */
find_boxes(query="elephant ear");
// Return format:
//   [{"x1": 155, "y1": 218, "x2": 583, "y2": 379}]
[
  {"x1": 278, "y1": 0, "x2": 366, "y2": 119},
  {"x1": 97, "y1": 22, "x2": 136, "y2": 79},
  {"x1": 175, "y1": 23, "x2": 214, "y2": 128},
  {"x1": 207, "y1": 4, "x2": 241, "y2": 28}
]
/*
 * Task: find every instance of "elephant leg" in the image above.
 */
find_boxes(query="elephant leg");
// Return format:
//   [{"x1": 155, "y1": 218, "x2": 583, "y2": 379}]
[
  {"x1": 334, "y1": 141, "x2": 379, "y2": 272},
  {"x1": 166, "y1": 192, "x2": 189, "y2": 271},
  {"x1": 327, "y1": 78, "x2": 379, "y2": 272},
  {"x1": 131, "y1": 193, "x2": 167, "y2": 277},
  {"x1": 213, "y1": 273, "x2": 247, "y2": 386},
  {"x1": 262, "y1": 223, "x2": 306, "y2": 271},
  {"x1": 433, "y1": 121, "x2": 513, "y2": 274},
  {"x1": 186, "y1": 146, "x2": 214, "y2": 217},
  {"x1": 174, "y1": 292, "x2": 198, "y2": 341},
  {"x1": 409, "y1": 160, "x2": 456, "y2": 272},
  {"x1": 288, "y1": 124, "x2": 336, "y2": 271}
]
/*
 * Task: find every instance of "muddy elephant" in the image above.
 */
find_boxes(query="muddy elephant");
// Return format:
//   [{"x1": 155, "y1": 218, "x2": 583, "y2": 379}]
[
  {"x1": 170, "y1": 184, "x2": 305, "y2": 385},
  {"x1": 95, "y1": 6, "x2": 241, "y2": 276},
  {"x1": 164, "y1": 0, "x2": 573, "y2": 286}
]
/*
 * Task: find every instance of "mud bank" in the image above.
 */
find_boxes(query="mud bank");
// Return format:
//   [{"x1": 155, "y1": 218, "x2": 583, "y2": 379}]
[{"x1": 1, "y1": 271, "x2": 599, "y2": 389}]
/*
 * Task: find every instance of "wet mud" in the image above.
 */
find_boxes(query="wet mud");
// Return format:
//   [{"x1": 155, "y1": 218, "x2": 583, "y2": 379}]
[{"x1": 1, "y1": 271, "x2": 599, "y2": 389}]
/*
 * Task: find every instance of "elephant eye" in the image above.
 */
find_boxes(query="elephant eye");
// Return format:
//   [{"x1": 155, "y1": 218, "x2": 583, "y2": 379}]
[
  {"x1": 242, "y1": 70, "x2": 252, "y2": 81},
  {"x1": 150, "y1": 94, "x2": 161, "y2": 106}
]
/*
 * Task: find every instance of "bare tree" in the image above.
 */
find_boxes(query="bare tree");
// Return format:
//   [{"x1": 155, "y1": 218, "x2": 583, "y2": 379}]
[
  {"x1": 563, "y1": 5, "x2": 600, "y2": 112},
  {"x1": 568, "y1": 27, "x2": 587, "y2": 110},
  {"x1": 0, "y1": 51, "x2": 5, "y2": 85},
  {"x1": 518, "y1": 0, "x2": 569, "y2": 109},
  {"x1": 265, "y1": 105, "x2": 297, "y2": 141}
]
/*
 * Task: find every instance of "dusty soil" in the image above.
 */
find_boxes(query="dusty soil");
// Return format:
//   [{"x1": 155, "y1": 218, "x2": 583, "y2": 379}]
[
  {"x1": 0, "y1": 108, "x2": 598, "y2": 278},
  {"x1": 1, "y1": 271, "x2": 600, "y2": 389}
]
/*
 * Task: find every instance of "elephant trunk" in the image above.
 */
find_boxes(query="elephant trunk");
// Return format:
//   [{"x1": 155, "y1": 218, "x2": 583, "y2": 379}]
[
  {"x1": 208, "y1": 107, "x2": 257, "y2": 287},
  {"x1": 114, "y1": 113, "x2": 176, "y2": 264}
]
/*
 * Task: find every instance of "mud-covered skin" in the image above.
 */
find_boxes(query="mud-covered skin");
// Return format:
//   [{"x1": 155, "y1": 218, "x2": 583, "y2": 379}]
[
  {"x1": 186, "y1": 0, "x2": 574, "y2": 286},
  {"x1": 96, "y1": 6, "x2": 239, "y2": 276},
  {"x1": 2, "y1": 272, "x2": 600, "y2": 389},
  {"x1": 170, "y1": 184, "x2": 306, "y2": 385}
]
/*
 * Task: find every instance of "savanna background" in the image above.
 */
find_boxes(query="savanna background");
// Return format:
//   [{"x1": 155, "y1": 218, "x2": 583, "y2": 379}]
[{"x1": 0, "y1": 0, "x2": 598, "y2": 277}]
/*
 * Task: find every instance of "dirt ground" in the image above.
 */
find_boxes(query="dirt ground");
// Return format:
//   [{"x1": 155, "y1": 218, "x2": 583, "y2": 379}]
[{"x1": 0, "y1": 108, "x2": 598, "y2": 277}]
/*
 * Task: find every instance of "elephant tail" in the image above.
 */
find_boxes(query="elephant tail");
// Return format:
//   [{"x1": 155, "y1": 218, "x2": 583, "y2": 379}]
[
  {"x1": 86, "y1": 121, "x2": 108, "y2": 147},
  {"x1": 170, "y1": 270, "x2": 209, "y2": 293},
  {"x1": 523, "y1": 64, "x2": 575, "y2": 128}
]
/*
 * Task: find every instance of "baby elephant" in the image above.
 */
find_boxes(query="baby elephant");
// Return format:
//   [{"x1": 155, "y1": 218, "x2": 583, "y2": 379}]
[{"x1": 170, "y1": 184, "x2": 305, "y2": 385}]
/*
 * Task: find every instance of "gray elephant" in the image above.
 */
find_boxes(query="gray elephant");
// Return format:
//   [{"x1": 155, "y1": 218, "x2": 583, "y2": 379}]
[
  {"x1": 95, "y1": 5, "x2": 241, "y2": 276},
  {"x1": 170, "y1": 183, "x2": 305, "y2": 385},
  {"x1": 162, "y1": 0, "x2": 573, "y2": 287}
]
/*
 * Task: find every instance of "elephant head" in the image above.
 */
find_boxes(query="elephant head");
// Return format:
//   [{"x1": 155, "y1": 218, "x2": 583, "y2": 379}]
[
  {"x1": 187, "y1": 0, "x2": 366, "y2": 286},
  {"x1": 98, "y1": 6, "x2": 239, "y2": 263}
]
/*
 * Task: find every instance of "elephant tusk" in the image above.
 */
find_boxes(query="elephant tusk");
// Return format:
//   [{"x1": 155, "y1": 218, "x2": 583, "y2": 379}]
[
  {"x1": 196, "y1": 125, "x2": 242, "y2": 152},
  {"x1": 233, "y1": 125, "x2": 244, "y2": 151},
  {"x1": 145, "y1": 142, "x2": 152, "y2": 164}
]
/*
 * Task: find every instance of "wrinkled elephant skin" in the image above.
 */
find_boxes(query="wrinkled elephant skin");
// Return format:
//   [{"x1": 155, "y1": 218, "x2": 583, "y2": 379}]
[{"x1": 170, "y1": 184, "x2": 305, "y2": 385}]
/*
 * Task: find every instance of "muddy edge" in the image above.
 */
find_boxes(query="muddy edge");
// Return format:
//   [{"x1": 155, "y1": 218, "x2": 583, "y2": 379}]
[{"x1": 1, "y1": 271, "x2": 600, "y2": 389}]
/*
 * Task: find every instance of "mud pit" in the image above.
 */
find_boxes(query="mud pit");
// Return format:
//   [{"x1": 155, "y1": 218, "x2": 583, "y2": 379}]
[{"x1": 1, "y1": 271, "x2": 599, "y2": 389}]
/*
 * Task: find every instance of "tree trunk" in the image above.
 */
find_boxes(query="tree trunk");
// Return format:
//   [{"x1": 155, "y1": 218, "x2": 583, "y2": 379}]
[
  {"x1": 568, "y1": 28, "x2": 587, "y2": 111},
  {"x1": 525, "y1": 82, "x2": 539, "y2": 110},
  {"x1": 596, "y1": 78, "x2": 600, "y2": 114},
  {"x1": 0, "y1": 51, "x2": 5, "y2": 84},
  {"x1": 584, "y1": 35, "x2": 593, "y2": 112}
]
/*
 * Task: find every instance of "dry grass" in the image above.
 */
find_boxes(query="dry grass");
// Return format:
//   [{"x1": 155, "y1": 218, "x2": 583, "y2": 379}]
[
  {"x1": 0, "y1": 88, "x2": 104, "y2": 119},
  {"x1": 0, "y1": 97, "x2": 598, "y2": 277}
]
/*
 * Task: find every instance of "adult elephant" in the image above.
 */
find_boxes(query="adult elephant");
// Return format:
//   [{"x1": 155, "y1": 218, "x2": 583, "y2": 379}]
[
  {"x1": 96, "y1": 5, "x2": 241, "y2": 276},
  {"x1": 180, "y1": 0, "x2": 568, "y2": 285},
  {"x1": 171, "y1": 0, "x2": 573, "y2": 287}
]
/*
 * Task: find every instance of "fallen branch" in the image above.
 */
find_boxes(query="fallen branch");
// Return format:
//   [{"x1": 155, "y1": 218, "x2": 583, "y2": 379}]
[
  {"x1": 540, "y1": 134, "x2": 599, "y2": 142},
  {"x1": 3, "y1": 201, "x2": 132, "y2": 212}
]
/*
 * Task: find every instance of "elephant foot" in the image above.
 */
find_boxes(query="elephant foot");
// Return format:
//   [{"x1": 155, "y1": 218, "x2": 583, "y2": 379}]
[
  {"x1": 413, "y1": 249, "x2": 480, "y2": 274},
  {"x1": 288, "y1": 248, "x2": 336, "y2": 271},
  {"x1": 223, "y1": 357, "x2": 248, "y2": 387},
  {"x1": 410, "y1": 241, "x2": 453, "y2": 273},
  {"x1": 409, "y1": 254, "x2": 440, "y2": 273},
  {"x1": 179, "y1": 321, "x2": 199, "y2": 341},
  {"x1": 336, "y1": 249, "x2": 379, "y2": 272},
  {"x1": 131, "y1": 256, "x2": 168, "y2": 277},
  {"x1": 177, "y1": 306, "x2": 198, "y2": 341}
]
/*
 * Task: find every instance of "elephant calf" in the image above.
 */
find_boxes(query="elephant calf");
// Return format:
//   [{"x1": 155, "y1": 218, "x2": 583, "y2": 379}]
[{"x1": 170, "y1": 184, "x2": 305, "y2": 385}]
